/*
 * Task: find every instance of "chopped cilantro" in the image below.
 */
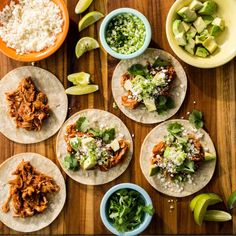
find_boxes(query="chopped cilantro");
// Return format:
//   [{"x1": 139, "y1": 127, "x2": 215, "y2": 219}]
[
  {"x1": 167, "y1": 122, "x2": 183, "y2": 135},
  {"x1": 76, "y1": 117, "x2": 89, "y2": 132},
  {"x1": 63, "y1": 154, "x2": 79, "y2": 171},
  {"x1": 153, "y1": 57, "x2": 170, "y2": 68},
  {"x1": 155, "y1": 96, "x2": 175, "y2": 114},
  {"x1": 128, "y1": 64, "x2": 148, "y2": 76}
]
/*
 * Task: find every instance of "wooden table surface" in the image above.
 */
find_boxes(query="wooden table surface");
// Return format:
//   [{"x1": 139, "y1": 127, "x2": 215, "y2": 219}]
[{"x1": 0, "y1": 0, "x2": 235, "y2": 235}]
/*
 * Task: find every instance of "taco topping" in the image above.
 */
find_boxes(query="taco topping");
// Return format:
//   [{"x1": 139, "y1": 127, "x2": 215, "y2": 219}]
[
  {"x1": 149, "y1": 122, "x2": 215, "y2": 192},
  {"x1": 120, "y1": 57, "x2": 176, "y2": 114},
  {"x1": 2, "y1": 160, "x2": 60, "y2": 218},
  {"x1": 63, "y1": 116, "x2": 129, "y2": 171},
  {"x1": 5, "y1": 77, "x2": 50, "y2": 131}
]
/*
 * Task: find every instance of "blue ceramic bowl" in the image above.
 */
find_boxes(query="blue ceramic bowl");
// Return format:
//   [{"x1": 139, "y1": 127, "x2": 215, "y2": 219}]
[
  {"x1": 100, "y1": 183, "x2": 153, "y2": 236},
  {"x1": 99, "y1": 8, "x2": 152, "y2": 60}
]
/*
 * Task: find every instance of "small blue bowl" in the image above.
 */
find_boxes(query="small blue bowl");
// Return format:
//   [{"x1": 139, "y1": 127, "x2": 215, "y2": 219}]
[
  {"x1": 99, "y1": 8, "x2": 152, "y2": 60},
  {"x1": 100, "y1": 183, "x2": 153, "y2": 236}
]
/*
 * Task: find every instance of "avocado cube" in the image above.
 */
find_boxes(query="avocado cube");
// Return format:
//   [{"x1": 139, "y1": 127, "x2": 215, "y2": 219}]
[
  {"x1": 204, "y1": 152, "x2": 216, "y2": 161},
  {"x1": 195, "y1": 46, "x2": 209, "y2": 57},
  {"x1": 202, "y1": 36, "x2": 218, "y2": 53},
  {"x1": 186, "y1": 26, "x2": 197, "y2": 39},
  {"x1": 175, "y1": 32, "x2": 187, "y2": 46},
  {"x1": 212, "y1": 17, "x2": 225, "y2": 30},
  {"x1": 143, "y1": 98, "x2": 157, "y2": 111},
  {"x1": 110, "y1": 139, "x2": 120, "y2": 152},
  {"x1": 189, "y1": 0, "x2": 203, "y2": 10},
  {"x1": 82, "y1": 156, "x2": 97, "y2": 170},
  {"x1": 149, "y1": 165, "x2": 160, "y2": 176},
  {"x1": 195, "y1": 34, "x2": 207, "y2": 44},
  {"x1": 184, "y1": 38, "x2": 196, "y2": 55},
  {"x1": 198, "y1": 1, "x2": 217, "y2": 15},
  {"x1": 181, "y1": 21, "x2": 191, "y2": 31},
  {"x1": 193, "y1": 16, "x2": 207, "y2": 33},
  {"x1": 172, "y1": 19, "x2": 185, "y2": 36},
  {"x1": 177, "y1": 7, "x2": 197, "y2": 22},
  {"x1": 202, "y1": 15, "x2": 214, "y2": 25},
  {"x1": 210, "y1": 25, "x2": 222, "y2": 37}
]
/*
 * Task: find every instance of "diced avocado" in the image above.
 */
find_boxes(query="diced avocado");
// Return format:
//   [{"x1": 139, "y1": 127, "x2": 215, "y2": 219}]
[
  {"x1": 82, "y1": 155, "x2": 97, "y2": 170},
  {"x1": 177, "y1": 7, "x2": 197, "y2": 22},
  {"x1": 110, "y1": 139, "x2": 120, "y2": 152},
  {"x1": 202, "y1": 15, "x2": 214, "y2": 25},
  {"x1": 181, "y1": 21, "x2": 191, "y2": 31},
  {"x1": 124, "y1": 79, "x2": 133, "y2": 91},
  {"x1": 81, "y1": 137, "x2": 94, "y2": 146},
  {"x1": 175, "y1": 32, "x2": 187, "y2": 46},
  {"x1": 202, "y1": 36, "x2": 218, "y2": 53},
  {"x1": 195, "y1": 34, "x2": 207, "y2": 44},
  {"x1": 189, "y1": 0, "x2": 203, "y2": 10},
  {"x1": 198, "y1": 1, "x2": 217, "y2": 15},
  {"x1": 164, "y1": 146, "x2": 171, "y2": 158},
  {"x1": 69, "y1": 137, "x2": 80, "y2": 151},
  {"x1": 149, "y1": 165, "x2": 160, "y2": 176},
  {"x1": 204, "y1": 152, "x2": 216, "y2": 161},
  {"x1": 184, "y1": 38, "x2": 196, "y2": 55},
  {"x1": 153, "y1": 72, "x2": 166, "y2": 86},
  {"x1": 210, "y1": 25, "x2": 222, "y2": 37},
  {"x1": 195, "y1": 46, "x2": 209, "y2": 57},
  {"x1": 193, "y1": 16, "x2": 207, "y2": 33},
  {"x1": 186, "y1": 26, "x2": 197, "y2": 39},
  {"x1": 172, "y1": 19, "x2": 185, "y2": 36},
  {"x1": 143, "y1": 98, "x2": 156, "y2": 112},
  {"x1": 212, "y1": 17, "x2": 225, "y2": 30}
]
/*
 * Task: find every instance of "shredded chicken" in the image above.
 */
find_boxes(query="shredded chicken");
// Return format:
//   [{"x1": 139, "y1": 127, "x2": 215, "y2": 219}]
[
  {"x1": 5, "y1": 77, "x2": 50, "y2": 131},
  {"x1": 2, "y1": 160, "x2": 60, "y2": 218}
]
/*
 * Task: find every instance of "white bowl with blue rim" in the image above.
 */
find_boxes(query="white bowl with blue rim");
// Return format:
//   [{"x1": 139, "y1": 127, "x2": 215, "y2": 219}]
[
  {"x1": 100, "y1": 183, "x2": 153, "y2": 236},
  {"x1": 99, "y1": 8, "x2": 152, "y2": 60}
]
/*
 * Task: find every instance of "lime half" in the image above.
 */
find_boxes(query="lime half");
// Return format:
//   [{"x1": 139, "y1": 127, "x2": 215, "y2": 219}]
[
  {"x1": 67, "y1": 72, "x2": 90, "y2": 85},
  {"x1": 204, "y1": 210, "x2": 232, "y2": 222},
  {"x1": 75, "y1": 0, "x2": 93, "y2": 14},
  {"x1": 65, "y1": 84, "x2": 99, "y2": 95},
  {"x1": 227, "y1": 190, "x2": 236, "y2": 210},
  {"x1": 75, "y1": 37, "x2": 99, "y2": 59},
  {"x1": 79, "y1": 11, "x2": 104, "y2": 32}
]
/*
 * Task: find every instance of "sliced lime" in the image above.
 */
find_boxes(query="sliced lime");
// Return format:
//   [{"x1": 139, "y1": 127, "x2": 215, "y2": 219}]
[
  {"x1": 75, "y1": 0, "x2": 93, "y2": 14},
  {"x1": 227, "y1": 190, "x2": 236, "y2": 210},
  {"x1": 204, "y1": 210, "x2": 232, "y2": 222},
  {"x1": 67, "y1": 72, "x2": 90, "y2": 85},
  {"x1": 75, "y1": 37, "x2": 99, "y2": 59},
  {"x1": 193, "y1": 193, "x2": 222, "y2": 225},
  {"x1": 79, "y1": 11, "x2": 104, "y2": 32},
  {"x1": 65, "y1": 84, "x2": 99, "y2": 95}
]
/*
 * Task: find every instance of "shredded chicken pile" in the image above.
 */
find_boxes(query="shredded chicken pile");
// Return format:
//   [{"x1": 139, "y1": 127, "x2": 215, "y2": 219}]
[
  {"x1": 5, "y1": 77, "x2": 50, "y2": 131},
  {"x1": 2, "y1": 160, "x2": 60, "y2": 218}
]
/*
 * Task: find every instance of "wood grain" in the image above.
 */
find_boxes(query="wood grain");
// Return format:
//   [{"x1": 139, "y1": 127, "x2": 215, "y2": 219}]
[{"x1": 0, "y1": 0, "x2": 235, "y2": 234}]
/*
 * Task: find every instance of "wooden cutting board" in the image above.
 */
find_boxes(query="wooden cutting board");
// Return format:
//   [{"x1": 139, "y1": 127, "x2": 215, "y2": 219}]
[{"x1": 0, "y1": 0, "x2": 235, "y2": 234}]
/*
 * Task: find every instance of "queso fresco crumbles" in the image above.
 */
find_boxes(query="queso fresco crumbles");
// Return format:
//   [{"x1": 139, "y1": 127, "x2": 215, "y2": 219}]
[{"x1": 105, "y1": 13, "x2": 146, "y2": 54}]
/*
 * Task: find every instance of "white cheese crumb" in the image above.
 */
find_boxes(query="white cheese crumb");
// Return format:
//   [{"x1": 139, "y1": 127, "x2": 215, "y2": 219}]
[{"x1": 193, "y1": 101, "x2": 196, "y2": 104}]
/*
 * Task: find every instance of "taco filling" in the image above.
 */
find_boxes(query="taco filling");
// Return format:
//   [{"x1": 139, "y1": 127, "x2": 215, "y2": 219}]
[
  {"x1": 120, "y1": 57, "x2": 176, "y2": 114},
  {"x1": 5, "y1": 77, "x2": 50, "y2": 131},
  {"x1": 63, "y1": 116, "x2": 130, "y2": 171},
  {"x1": 149, "y1": 122, "x2": 215, "y2": 192}
]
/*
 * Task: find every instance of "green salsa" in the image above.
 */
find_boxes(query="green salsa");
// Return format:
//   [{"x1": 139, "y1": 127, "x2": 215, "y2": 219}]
[{"x1": 105, "y1": 13, "x2": 146, "y2": 54}]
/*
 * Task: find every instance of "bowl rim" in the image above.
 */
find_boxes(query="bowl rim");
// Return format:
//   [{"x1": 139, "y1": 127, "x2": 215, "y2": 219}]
[
  {"x1": 100, "y1": 183, "x2": 153, "y2": 236},
  {"x1": 165, "y1": 0, "x2": 236, "y2": 68},
  {"x1": 99, "y1": 7, "x2": 152, "y2": 60},
  {"x1": 0, "y1": 0, "x2": 69, "y2": 62}
]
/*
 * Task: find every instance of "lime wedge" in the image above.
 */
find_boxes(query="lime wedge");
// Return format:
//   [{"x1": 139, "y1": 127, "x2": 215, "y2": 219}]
[
  {"x1": 190, "y1": 193, "x2": 222, "y2": 211},
  {"x1": 65, "y1": 84, "x2": 99, "y2": 95},
  {"x1": 67, "y1": 72, "x2": 90, "y2": 85},
  {"x1": 227, "y1": 190, "x2": 236, "y2": 210},
  {"x1": 75, "y1": 0, "x2": 93, "y2": 14},
  {"x1": 194, "y1": 193, "x2": 222, "y2": 225},
  {"x1": 204, "y1": 210, "x2": 232, "y2": 222},
  {"x1": 75, "y1": 37, "x2": 99, "y2": 59},
  {"x1": 79, "y1": 11, "x2": 104, "y2": 32}
]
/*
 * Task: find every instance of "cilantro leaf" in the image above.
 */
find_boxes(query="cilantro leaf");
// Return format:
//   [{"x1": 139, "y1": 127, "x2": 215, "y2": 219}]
[
  {"x1": 189, "y1": 109, "x2": 204, "y2": 129},
  {"x1": 63, "y1": 154, "x2": 79, "y2": 171},
  {"x1": 76, "y1": 117, "x2": 89, "y2": 132},
  {"x1": 155, "y1": 95, "x2": 175, "y2": 114},
  {"x1": 167, "y1": 122, "x2": 183, "y2": 135},
  {"x1": 153, "y1": 57, "x2": 170, "y2": 68},
  {"x1": 102, "y1": 128, "x2": 116, "y2": 143},
  {"x1": 128, "y1": 64, "x2": 148, "y2": 76}
]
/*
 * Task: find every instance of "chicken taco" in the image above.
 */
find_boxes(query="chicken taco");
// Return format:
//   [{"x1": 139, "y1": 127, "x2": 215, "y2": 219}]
[
  {"x1": 0, "y1": 153, "x2": 66, "y2": 232},
  {"x1": 112, "y1": 48, "x2": 187, "y2": 124},
  {"x1": 140, "y1": 119, "x2": 216, "y2": 197},
  {"x1": 0, "y1": 66, "x2": 68, "y2": 144},
  {"x1": 56, "y1": 109, "x2": 133, "y2": 185}
]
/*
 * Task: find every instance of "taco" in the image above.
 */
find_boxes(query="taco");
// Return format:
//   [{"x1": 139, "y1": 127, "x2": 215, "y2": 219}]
[
  {"x1": 0, "y1": 66, "x2": 68, "y2": 144},
  {"x1": 0, "y1": 153, "x2": 66, "y2": 232},
  {"x1": 56, "y1": 109, "x2": 133, "y2": 185},
  {"x1": 112, "y1": 48, "x2": 187, "y2": 124},
  {"x1": 140, "y1": 119, "x2": 216, "y2": 197}
]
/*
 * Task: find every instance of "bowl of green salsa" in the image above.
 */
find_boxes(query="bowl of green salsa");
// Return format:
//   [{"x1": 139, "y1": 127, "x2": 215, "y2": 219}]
[{"x1": 99, "y1": 8, "x2": 152, "y2": 60}]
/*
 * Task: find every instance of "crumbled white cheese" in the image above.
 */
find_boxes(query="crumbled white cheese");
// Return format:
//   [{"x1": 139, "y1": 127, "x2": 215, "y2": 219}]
[{"x1": 0, "y1": 0, "x2": 63, "y2": 54}]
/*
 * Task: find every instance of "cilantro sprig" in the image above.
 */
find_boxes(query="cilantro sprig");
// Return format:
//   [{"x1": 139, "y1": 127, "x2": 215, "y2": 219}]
[{"x1": 188, "y1": 109, "x2": 204, "y2": 129}]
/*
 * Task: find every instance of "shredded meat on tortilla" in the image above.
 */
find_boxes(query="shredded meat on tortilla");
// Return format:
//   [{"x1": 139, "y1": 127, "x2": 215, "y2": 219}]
[
  {"x1": 5, "y1": 77, "x2": 50, "y2": 131},
  {"x1": 2, "y1": 160, "x2": 60, "y2": 218}
]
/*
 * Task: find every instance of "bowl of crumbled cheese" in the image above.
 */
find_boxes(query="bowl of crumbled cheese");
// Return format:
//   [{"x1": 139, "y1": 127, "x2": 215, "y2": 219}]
[{"x1": 0, "y1": 0, "x2": 69, "y2": 62}]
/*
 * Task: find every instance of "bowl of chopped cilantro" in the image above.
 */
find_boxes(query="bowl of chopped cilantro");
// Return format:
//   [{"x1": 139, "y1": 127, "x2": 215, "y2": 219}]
[
  {"x1": 100, "y1": 183, "x2": 154, "y2": 235},
  {"x1": 99, "y1": 8, "x2": 152, "y2": 60}
]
